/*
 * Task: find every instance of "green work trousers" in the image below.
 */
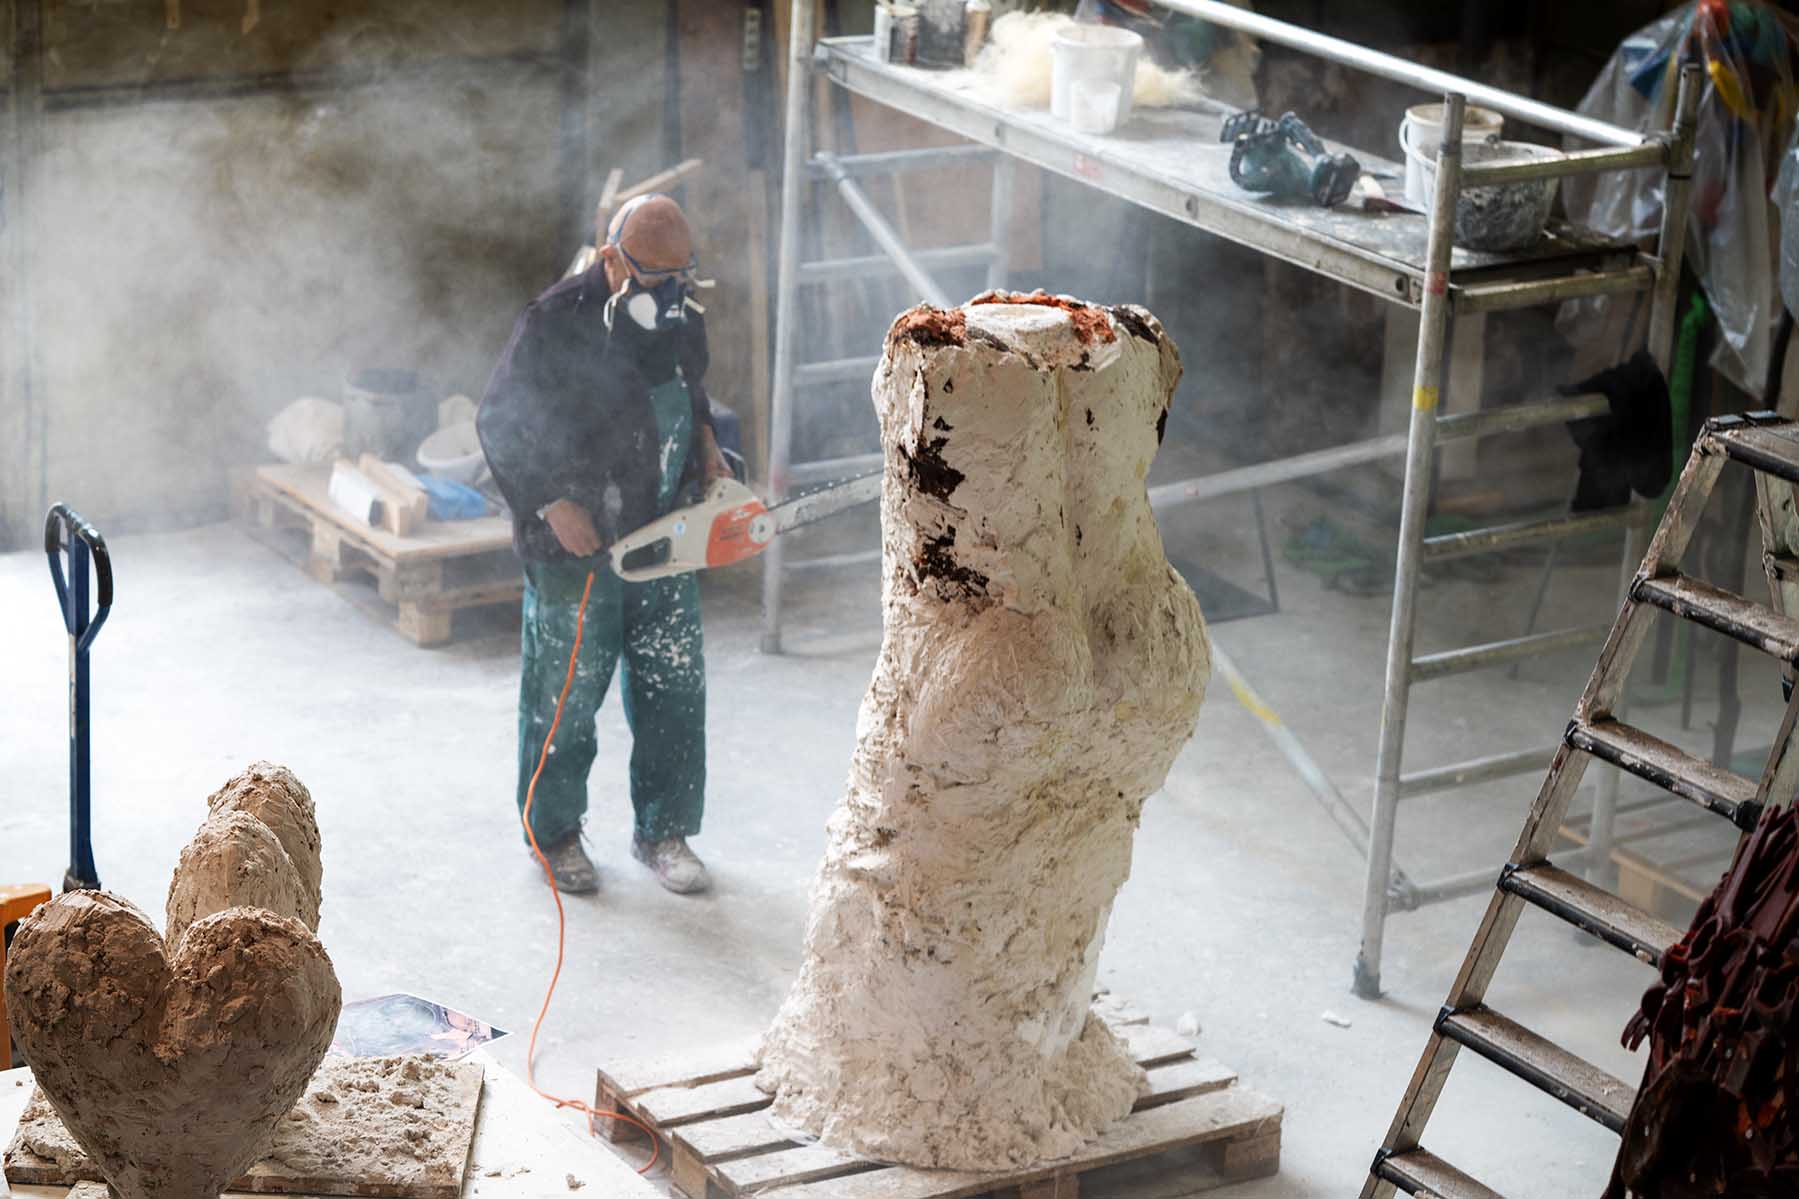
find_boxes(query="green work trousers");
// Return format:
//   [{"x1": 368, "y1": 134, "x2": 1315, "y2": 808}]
[{"x1": 515, "y1": 557, "x2": 706, "y2": 847}]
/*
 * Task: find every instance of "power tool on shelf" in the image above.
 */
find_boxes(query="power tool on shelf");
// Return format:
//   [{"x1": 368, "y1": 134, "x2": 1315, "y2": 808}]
[{"x1": 1221, "y1": 109, "x2": 1360, "y2": 208}]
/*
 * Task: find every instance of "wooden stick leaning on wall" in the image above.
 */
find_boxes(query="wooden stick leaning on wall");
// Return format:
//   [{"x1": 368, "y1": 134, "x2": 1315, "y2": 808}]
[
  {"x1": 568, "y1": 159, "x2": 706, "y2": 278},
  {"x1": 595, "y1": 157, "x2": 705, "y2": 247}
]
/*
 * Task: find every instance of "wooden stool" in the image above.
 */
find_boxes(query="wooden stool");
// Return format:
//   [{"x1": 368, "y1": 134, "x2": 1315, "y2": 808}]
[{"x1": 1, "y1": 884, "x2": 53, "y2": 1068}]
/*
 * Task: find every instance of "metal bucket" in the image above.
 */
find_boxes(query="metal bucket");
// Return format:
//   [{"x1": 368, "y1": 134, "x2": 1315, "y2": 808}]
[
  {"x1": 1414, "y1": 139, "x2": 1564, "y2": 253},
  {"x1": 342, "y1": 368, "x2": 436, "y2": 460}
]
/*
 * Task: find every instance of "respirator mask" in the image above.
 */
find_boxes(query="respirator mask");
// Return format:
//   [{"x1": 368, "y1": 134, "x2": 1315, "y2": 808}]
[
  {"x1": 620, "y1": 275, "x2": 694, "y2": 333},
  {"x1": 604, "y1": 193, "x2": 711, "y2": 334}
]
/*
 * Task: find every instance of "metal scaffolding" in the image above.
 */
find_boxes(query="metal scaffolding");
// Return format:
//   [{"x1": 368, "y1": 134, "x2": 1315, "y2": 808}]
[{"x1": 764, "y1": 0, "x2": 1697, "y2": 1000}]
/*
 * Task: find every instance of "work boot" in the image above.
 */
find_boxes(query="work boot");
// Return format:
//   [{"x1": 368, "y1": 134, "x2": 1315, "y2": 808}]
[
  {"x1": 632, "y1": 836, "x2": 710, "y2": 894},
  {"x1": 538, "y1": 832, "x2": 598, "y2": 894}
]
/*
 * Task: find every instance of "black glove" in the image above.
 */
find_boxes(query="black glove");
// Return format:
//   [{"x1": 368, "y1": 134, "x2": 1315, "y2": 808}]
[{"x1": 1562, "y1": 350, "x2": 1673, "y2": 512}]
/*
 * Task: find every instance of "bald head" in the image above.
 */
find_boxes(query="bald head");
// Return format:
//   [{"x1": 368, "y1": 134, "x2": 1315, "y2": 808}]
[{"x1": 602, "y1": 195, "x2": 694, "y2": 292}]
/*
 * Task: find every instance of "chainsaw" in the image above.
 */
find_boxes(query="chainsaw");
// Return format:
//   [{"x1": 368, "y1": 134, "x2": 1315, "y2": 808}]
[{"x1": 609, "y1": 472, "x2": 882, "y2": 582}]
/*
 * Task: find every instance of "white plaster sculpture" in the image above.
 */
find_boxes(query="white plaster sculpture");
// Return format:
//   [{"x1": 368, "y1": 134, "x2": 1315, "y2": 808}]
[
  {"x1": 4, "y1": 763, "x2": 342, "y2": 1199},
  {"x1": 757, "y1": 293, "x2": 1210, "y2": 1168}
]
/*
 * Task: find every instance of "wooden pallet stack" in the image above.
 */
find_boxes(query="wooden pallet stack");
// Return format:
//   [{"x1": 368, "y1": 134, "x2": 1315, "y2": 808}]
[{"x1": 594, "y1": 1006, "x2": 1282, "y2": 1199}]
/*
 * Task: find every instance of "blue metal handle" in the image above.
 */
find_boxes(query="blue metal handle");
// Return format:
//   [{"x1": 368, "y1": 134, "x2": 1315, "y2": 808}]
[
  {"x1": 46, "y1": 503, "x2": 112, "y2": 652},
  {"x1": 44, "y1": 503, "x2": 108, "y2": 892}
]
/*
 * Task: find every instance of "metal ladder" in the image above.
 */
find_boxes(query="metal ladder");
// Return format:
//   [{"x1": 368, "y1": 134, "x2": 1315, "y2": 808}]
[
  {"x1": 760, "y1": 18, "x2": 1016, "y2": 653},
  {"x1": 1362, "y1": 411, "x2": 1799, "y2": 1199}
]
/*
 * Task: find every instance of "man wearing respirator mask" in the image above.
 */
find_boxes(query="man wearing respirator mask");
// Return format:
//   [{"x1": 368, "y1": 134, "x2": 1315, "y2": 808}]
[{"x1": 478, "y1": 194, "x2": 732, "y2": 896}]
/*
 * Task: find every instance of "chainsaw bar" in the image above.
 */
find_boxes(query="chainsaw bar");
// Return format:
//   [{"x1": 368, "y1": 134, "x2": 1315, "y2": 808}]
[{"x1": 770, "y1": 470, "x2": 882, "y2": 534}]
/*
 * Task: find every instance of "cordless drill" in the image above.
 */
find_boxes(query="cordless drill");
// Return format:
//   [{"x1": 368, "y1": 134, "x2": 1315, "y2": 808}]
[{"x1": 1222, "y1": 110, "x2": 1360, "y2": 208}]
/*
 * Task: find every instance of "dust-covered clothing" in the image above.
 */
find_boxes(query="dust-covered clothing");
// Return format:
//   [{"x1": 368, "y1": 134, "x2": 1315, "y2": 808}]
[
  {"x1": 481, "y1": 267, "x2": 713, "y2": 846},
  {"x1": 477, "y1": 265, "x2": 714, "y2": 564},
  {"x1": 516, "y1": 560, "x2": 705, "y2": 846}
]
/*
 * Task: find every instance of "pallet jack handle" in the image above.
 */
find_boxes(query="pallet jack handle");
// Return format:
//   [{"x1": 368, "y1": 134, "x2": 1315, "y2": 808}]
[{"x1": 44, "y1": 503, "x2": 111, "y2": 892}]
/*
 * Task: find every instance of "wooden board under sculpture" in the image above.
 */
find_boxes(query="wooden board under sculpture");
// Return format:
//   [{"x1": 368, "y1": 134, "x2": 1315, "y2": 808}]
[
  {"x1": 757, "y1": 293, "x2": 1231, "y2": 1171},
  {"x1": 5, "y1": 1056, "x2": 484, "y2": 1199}
]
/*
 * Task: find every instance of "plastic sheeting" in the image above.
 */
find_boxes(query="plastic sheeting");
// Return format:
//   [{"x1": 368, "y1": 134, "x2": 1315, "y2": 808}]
[
  {"x1": 1774, "y1": 121, "x2": 1799, "y2": 319},
  {"x1": 1561, "y1": 2, "x2": 1798, "y2": 392}
]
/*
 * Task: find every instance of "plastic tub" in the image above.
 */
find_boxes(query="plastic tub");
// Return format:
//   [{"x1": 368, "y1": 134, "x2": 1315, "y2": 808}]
[
  {"x1": 415, "y1": 421, "x2": 488, "y2": 485},
  {"x1": 1051, "y1": 25, "x2": 1142, "y2": 128},
  {"x1": 1399, "y1": 102, "x2": 1504, "y2": 208}
]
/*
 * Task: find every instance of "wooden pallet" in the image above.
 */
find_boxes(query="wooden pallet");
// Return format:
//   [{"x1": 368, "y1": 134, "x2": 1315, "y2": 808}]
[
  {"x1": 594, "y1": 1017, "x2": 1282, "y2": 1199},
  {"x1": 1558, "y1": 803, "x2": 1733, "y2": 929},
  {"x1": 239, "y1": 464, "x2": 521, "y2": 646}
]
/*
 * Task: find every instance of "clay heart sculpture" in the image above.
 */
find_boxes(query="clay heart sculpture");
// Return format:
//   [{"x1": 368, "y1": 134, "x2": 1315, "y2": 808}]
[{"x1": 4, "y1": 892, "x2": 341, "y2": 1199}]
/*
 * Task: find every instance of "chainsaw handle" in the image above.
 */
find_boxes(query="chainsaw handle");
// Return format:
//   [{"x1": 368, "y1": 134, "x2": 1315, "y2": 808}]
[
  {"x1": 609, "y1": 541, "x2": 695, "y2": 583},
  {"x1": 609, "y1": 478, "x2": 766, "y2": 583},
  {"x1": 45, "y1": 503, "x2": 113, "y2": 650}
]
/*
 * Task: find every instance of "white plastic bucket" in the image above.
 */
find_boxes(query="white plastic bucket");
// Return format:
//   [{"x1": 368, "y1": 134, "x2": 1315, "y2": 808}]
[
  {"x1": 1070, "y1": 80, "x2": 1124, "y2": 135},
  {"x1": 1399, "y1": 102, "x2": 1504, "y2": 207},
  {"x1": 415, "y1": 421, "x2": 488, "y2": 484},
  {"x1": 1051, "y1": 25, "x2": 1142, "y2": 128}
]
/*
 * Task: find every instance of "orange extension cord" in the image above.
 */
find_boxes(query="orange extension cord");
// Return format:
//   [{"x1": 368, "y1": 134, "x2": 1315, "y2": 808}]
[{"x1": 518, "y1": 568, "x2": 662, "y2": 1174}]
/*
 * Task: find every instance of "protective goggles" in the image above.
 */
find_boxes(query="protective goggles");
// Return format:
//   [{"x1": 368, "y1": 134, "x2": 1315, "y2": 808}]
[{"x1": 607, "y1": 193, "x2": 700, "y2": 283}]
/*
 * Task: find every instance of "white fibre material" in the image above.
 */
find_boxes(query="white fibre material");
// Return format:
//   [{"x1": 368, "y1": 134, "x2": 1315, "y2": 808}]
[
  {"x1": 268, "y1": 397, "x2": 344, "y2": 466},
  {"x1": 974, "y1": 11, "x2": 1202, "y2": 112},
  {"x1": 756, "y1": 295, "x2": 1210, "y2": 1170}
]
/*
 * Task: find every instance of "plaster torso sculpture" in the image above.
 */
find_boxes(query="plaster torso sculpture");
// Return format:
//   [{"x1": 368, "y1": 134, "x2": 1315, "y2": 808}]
[
  {"x1": 756, "y1": 293, "x2": 1210, "y2": 1168},
  {"x1": 4, "y1": 763, "x2": 341, "y2": 1199}
]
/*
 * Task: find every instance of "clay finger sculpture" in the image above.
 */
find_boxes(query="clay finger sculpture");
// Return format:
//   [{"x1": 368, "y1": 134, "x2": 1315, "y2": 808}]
[
  {"x1": 166, "y1": 761, "x2": 323, "y2": 945},
  {"x1": 4, "y1": 764, "x2": 342, "y2": 1199},
  {"x1": 757, "y1": 294, "x2": 1210, "y2": 1169},
  {"x1": 203, "y1": 760, "x2": 324, "y2": 919}
]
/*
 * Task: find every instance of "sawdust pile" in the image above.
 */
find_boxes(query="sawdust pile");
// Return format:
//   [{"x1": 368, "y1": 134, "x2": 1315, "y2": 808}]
[
  {"x1": 757, "y1": 294, "x2": 1210, "y2": 1169},
  {"x1": 10, "y1": 1088, "x2": 86, "y2": 1171},
  {"x1": 260, "y1": 1056, "x2": 479, "y2": 1190}
]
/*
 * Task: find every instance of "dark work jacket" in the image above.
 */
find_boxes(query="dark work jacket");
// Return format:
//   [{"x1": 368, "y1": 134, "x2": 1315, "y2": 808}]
[{"x1": 477, "y1": 267, "x2": 715, "y2": 563}]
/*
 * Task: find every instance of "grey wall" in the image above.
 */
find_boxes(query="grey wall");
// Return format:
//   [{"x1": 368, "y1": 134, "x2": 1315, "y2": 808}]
[{"x1": 1, "y1": 0, "x2": 672, "y2": 546}]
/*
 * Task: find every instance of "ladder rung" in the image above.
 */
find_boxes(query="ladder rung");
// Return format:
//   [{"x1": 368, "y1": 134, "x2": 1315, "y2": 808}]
[
  {"x1": 1374, "y1": 1147, "x2": 1507, "y2": 1198},
  {"x1": 1567, "y1": 717, "x2": 1763, "y2": 830},
  {"x1": 1421, "y1": 506, "x2": 1643, "y2": 562},
  {"x1": 1435, "y1": 394, "x2": 1608, "y2": 442},
  {"x1": 1409, "y1": 625, "x2": 1608, "y2": 682},
  {"x1": 1399, "y1": 746, "x2": 1554, "y2": 799},
  {"x1": 1634, "y1": 572, "x2": 1799, "y2": 661},
  {"x1": 1500, "y1": 862, "x2": 1680, "y2": 966},
  {"x1": 1453, "y1": 263, "x2": 1654, "y2": 315},
  {"x1": 795, "y1": 355, "x2": 882, "y2": 388},
  {"x1": 1436, "y1": 1006, "x2": 1635, "y2": 1132},
  {"x1": 1714, "y1": 421, "x2": 1799, "y2": 484}
]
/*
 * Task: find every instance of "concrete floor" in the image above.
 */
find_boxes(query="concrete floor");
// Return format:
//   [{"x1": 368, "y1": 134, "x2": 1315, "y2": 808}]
[{"x1": 0, "y1": 499, "x2": 1776, "y2": 1198}]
